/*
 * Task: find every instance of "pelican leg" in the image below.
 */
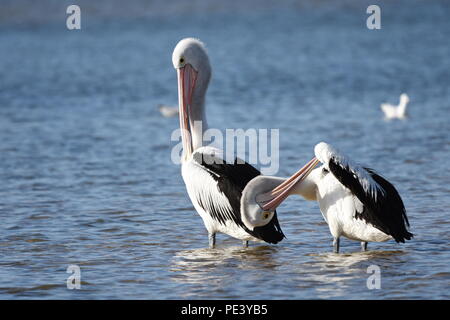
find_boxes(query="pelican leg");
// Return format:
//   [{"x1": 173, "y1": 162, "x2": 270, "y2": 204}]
[
  {"x1": 208, "y1": 233, "x2": 216, "y2": 249},
  {"x1": 361, "y1": 241, "x2": 368, "y2": 252},
  {"x1": 243, "y1": 240, "x2": 249, "y2": 248},
  {"x1": 333, "y1": 237, "x2": 340, "y2": 253}
]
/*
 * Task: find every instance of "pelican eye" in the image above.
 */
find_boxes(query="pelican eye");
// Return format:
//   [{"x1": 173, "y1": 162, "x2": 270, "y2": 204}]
[
  {"x1": 179, "y1": 57, "x2": 185, "y2": 64},
  {"x1": 263, "y1": 212, "x2": 270, "y2": 219}
]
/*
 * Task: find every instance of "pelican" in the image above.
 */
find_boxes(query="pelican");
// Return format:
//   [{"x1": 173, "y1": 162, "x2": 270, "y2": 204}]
[
  {"x1": 240, "y1": 142, "x2": 413, "y2": 253},
  {"x1": 172, "y1": 38, "x2": 284, "y2": 248},
  {"x1": 380, "y1": 93, "x2": 409, "y2": 119}
]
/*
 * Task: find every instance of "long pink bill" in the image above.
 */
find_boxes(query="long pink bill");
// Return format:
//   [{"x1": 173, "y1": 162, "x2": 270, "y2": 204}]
[
  {"x1": 177, "y1": 64, "x2": 198, "y2": 159},
  {"x1": 258, "y1": 157, "x2": 320, "y2": 211}
]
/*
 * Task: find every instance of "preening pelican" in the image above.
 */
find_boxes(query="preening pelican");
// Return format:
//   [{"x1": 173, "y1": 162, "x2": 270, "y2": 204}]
[
  {"x1": 173, "y1": 38, "x2": 284, "y2": 248},
  {"x1": 380, "y1": 93, "x2": 409, "y2": 119},
  {"x1": 240, "y1": 142, "x2": 413, "y2": 253}
]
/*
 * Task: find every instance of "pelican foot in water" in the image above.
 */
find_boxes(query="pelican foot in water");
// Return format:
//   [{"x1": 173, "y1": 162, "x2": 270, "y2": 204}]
[
  {"x1": 333, "y1": 237, "x2": 340, "y2": 253},
  {"x1": 209, "y1": 233, "x2": 216, "y2": 249},
  {"x1": 361, "y1": 242, "x2": 368, "y2": 252}
]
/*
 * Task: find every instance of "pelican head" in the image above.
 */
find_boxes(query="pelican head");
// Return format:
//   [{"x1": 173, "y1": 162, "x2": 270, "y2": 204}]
[
  {"x1": 172, "y1": 38, "x2": 211, "y2": 75},
  {"x1": 172, "y1": 38, "x2": 211, "y2": 160},
  {"x1": 240, "y1": 175, "x2": 283, "y2": 230},
  {"x1": 240, "y1": 157, "x2": 320, "y2": 231}
]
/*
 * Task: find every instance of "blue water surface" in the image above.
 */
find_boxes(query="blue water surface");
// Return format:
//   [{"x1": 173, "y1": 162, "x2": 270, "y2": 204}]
[{"x1": 0, "y1": 0, "x2": 449, "y2": 299}]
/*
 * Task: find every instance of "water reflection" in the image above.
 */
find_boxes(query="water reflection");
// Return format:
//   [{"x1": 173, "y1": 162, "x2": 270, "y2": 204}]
[
  {"x1": 310, "y1": 249, "x2": 408, "y2": 268},
  {"x1": 170, "y1": 245, "x2": 279, "y2": 286},
  {"x1": 286, "y1": 250, "x2": 409, "y2": 299}
]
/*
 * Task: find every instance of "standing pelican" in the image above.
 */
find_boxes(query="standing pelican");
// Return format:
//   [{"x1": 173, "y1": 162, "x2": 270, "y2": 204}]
[
  {"x1": 172, "y1": 38, "x2": 284, "y2": 248},
  {"x1": 240, "y1": 142, "x2": 413, "y2": 253},
  {"x1": 380, "y1": 93, "x2": 409, "y2": 119}
]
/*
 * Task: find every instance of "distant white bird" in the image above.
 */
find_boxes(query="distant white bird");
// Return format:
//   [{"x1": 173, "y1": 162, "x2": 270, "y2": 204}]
[
  {"x1": 380, "y1": 93, "x2": 409, "y2": 119},
  {"x1": 158, "y1": 104, "x2": 179, "y2": 118},
  {"x1": 240, "y1": 142, "x2": 413, "y2": 253}
]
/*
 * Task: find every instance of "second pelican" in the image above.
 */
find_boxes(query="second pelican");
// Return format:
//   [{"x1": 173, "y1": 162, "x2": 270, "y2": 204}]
[{"x1": 240, "y1": 142, "x2": 413, "y2": 253}]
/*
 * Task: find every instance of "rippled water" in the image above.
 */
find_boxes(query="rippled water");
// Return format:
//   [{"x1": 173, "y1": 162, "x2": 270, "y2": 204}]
[{"x1": 1, "y1": 0, "x2": 449, "y2": 299}]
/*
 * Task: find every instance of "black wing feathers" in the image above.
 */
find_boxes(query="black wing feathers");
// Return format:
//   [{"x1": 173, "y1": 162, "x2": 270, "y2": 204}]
[
  {"x1": 329, "y1": 158, "x2": 413, "y2": 243},
  {"x1": 194, "y1": 152, "x2": 285, "y2": 244}
]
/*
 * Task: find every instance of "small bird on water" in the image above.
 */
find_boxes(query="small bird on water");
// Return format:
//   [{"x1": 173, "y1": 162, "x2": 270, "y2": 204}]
[
  {"x1": 157, "y1": 104, "x2": 179, "y2": 118},
  {"x1": 380, "y1": 93, "x2": 409, "y2": 120}
]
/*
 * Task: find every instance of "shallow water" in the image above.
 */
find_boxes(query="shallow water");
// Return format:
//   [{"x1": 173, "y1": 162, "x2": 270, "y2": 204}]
[{"x1": 0, "y1": 0, "x2": 449, "y2": 299}]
